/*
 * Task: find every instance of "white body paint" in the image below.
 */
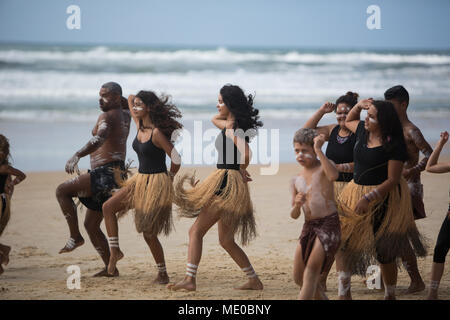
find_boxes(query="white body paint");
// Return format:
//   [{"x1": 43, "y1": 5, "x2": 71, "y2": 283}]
[{"x1": 293, "y1": 169, "x2": 336, "y2": 220}]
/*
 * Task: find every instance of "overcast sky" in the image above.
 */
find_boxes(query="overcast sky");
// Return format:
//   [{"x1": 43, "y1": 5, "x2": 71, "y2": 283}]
[{"x1": 1, "y1": 0, "x2": 449, "y2": 49}]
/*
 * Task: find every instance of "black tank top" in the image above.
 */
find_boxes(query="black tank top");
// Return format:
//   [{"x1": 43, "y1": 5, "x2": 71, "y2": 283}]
[
  {"x1": 132, "y1": 129, "x2": 167, "y2": 174},
  {"x1": 216, "y1": 129, "x2": 241, "y2": 170},
  {"x1": 325, "y1": 125, "x2": 356, "y2": 182},
  {"x1": 353, "y1": 121, "x2": 407, "y2": 185},
  {"x1": 0, "y1": 174, "x2": 7, "y2": 193}
]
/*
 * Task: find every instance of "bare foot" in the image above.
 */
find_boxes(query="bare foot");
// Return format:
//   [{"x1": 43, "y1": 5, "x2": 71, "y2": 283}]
[
  {"x1": 384, "y1": 294, "x2": 396, "y2": 300},
  {"x1": 404, "y1": 281, "x2": 426, "y2": 294},
  {"x1": 426, "y1": 291, "x2": 439, "y2": 300},
  {"x1": 93, "y1": 267, "x2": 119, "y2": 277},
  {"x1": 2, "y1": 246, "x2": 10, "y2": 266},
  {"x1": 0, "y1": 245, "x2": 10, "y2": 266},
  {"x1": 59, "y1": 236, "x2": 84, "y2": 254},
  {"x1": 153, "y1": 272, "x2": 169, "y2": 285},
  {"x1": 234, "y1": 277, "x2": 264, "y2": 290},
  {"x1": 107, "y1": 249, "x2": 124, "y2": 275},
  {"x1": 320, "y1": 279, "x2": 327, "y2": 292},
  {"x1": 314, "y1": 283, "x2": 329, "y2": 300},
  {"x1": 167, "y1": 277, "x2": 196, "y2": 291}
]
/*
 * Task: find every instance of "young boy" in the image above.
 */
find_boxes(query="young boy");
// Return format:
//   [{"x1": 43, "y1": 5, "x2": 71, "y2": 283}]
[
  {"x1": 384, "y1": 85, "x2": 433, "y2": 293},
  {"x1": 290, "y1": 128, "x2": 341, "y2": 300}
]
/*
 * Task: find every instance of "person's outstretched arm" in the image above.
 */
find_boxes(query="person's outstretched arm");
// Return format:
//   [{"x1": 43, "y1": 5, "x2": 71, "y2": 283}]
[
  {"x1": 314, "y1": 134, "x2": 339, "y2": 181},
  {"x1": 426, "y1": 131, "x2": 450, "y2": 174},
  {"x1": 403, "y1": 127, "x2": 433, "y2": 180},
  {"x1": 65, "y1": 112, "x2": 112, "y2": 174},
  {"x1": 303, "y1": 102, "x2": 336, "y2": 141},
  {"x1": 345, "y1": 98, "x2": 372, "y2": 133}
]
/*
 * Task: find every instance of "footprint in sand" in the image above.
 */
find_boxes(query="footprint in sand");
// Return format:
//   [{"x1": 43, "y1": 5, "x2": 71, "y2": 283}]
[{"x1": 17, "y1": 246, "x2": 50, "y2": 258}]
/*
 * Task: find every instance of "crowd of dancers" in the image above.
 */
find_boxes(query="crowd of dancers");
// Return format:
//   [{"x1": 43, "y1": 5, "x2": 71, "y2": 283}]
[{"x1": 0, "y1": 82, "x2": 448, "y2": 300}]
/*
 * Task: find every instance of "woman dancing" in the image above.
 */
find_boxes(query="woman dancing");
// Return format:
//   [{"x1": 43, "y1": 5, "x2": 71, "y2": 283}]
[
  {"x1": 0, "y1": 134, "x2": 26, "y2": 275},
  {"x1": 425, "y1": 131, "x2": 450, "y2": 300},
  {"x1": 303, "y1": 91, "x2": 359, "y2": 290},
  {"x1": 335, "y1": 99, "x2": 426, "y2": 300},
  {"x1": 168, "y1": 84, "x2": 264, "y2": 291},
  {"x1": 102, "y1": 91, "x2": 182, "y2": 283}
]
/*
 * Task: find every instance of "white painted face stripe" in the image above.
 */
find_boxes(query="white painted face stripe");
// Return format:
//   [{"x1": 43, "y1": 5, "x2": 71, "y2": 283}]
[
  {"x1": 218, "y1": 103, "x2": 225, "y2": 107},
  {"x1": 368, "y1": 117, "x2": 378, "y2": 124}
]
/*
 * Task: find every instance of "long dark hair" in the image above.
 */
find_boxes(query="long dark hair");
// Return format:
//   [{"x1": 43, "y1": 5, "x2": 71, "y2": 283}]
[
  {"x1": 0, "y1": 134, "x2": 10, "y2": 166},
  {"x1": 372, "y1": 100, "x2": 406, "y2": 154},
  {"x1": 219, "y1": 84, "x2": 263, "y2": 141},
  {"x1": 135, "y1": 90, "x2": 183, "y2": 141}
]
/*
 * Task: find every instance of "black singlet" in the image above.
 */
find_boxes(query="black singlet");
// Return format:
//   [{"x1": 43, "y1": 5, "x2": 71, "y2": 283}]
[
  {"x1": 132, "y1": 129, "x2": 167, "y2": 174},
  {"x1": 353, "y1": 121, "x2": 407, "y2": 185},
  {"x1": 216, "y1": 128, "x2": 241, "y2": 170},
  {"x1": 325, "y1": 125, "x2": 356, "y2": 182}
]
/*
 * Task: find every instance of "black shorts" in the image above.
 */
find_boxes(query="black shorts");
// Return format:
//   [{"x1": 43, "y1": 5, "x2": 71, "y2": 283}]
[{"x1": 78, "y1": 161, "x2": 126, "y2": 212}]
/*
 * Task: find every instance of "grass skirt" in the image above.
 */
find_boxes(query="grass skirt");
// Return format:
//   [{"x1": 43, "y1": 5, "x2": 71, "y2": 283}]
[
  {"x1": 118, "y1": 172, "x2": 174, "y2": 236},
  {"x1": 0, "y1": 194, "x2": 11, "y2": 237},
  {"x1": 338, "y1": 179, "x2": 427, "y2": 276},
  {"x1": 333, "y1": 181, "x2": 348, "y2": 205},
  {"x1": 174, "y1": 169, "x2": 256, "y2": 245}
]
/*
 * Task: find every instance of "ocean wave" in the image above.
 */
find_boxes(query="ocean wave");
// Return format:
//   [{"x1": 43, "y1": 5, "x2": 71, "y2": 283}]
[
  {"x1": 1, "y1": 46, "x2": 450, "y2": 68},
  {"x1": 1, "y1": 68, "x2": 450, "y2": 106}
]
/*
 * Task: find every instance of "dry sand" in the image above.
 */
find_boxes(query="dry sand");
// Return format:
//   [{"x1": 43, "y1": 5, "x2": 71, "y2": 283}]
[{"x1": 0, "y1": 161, "x2": 449, "y2": 300}]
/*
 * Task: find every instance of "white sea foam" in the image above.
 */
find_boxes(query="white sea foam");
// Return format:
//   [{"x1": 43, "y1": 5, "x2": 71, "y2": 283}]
[{"x1": 1, "y1": 46, "x2": 450, "y2": 65}]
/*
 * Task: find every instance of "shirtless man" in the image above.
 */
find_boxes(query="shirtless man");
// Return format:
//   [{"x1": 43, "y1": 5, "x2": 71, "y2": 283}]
[
  {"x1": 290, "y1": 129, "x2": 341, "y2": 300},
  {"x1": 56, "y1": 82, "x2": 131, "y2": 277},
  {"x1": 385, "y1": 85, "x2": 433, "y2": 293}
]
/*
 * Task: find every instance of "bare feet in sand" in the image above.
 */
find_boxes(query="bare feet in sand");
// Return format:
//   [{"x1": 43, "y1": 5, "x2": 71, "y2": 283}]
[
  {"x1": 59, "y1": 236, "x2": 84, "y2": 254},
  {"x1": 0, "y1": 253, "x2": 4, "y2": 275},
  {"x1": 314, "y1": 283, "x2": 329, "y2": 300},
  {"x1": 167, "y1": 277, "x2": 196, "y2": 291},
  {"x1": 107, "y1": 249, "x2": 124, "y2": 275},
  {"x1": 93, "y1": 267, "x2": 119, "y2": 277},
  {"x1": 426, "y1": 290, "x2": 439, "y2": 300},
  {"x1": 153, "y1": 272, "x2": 169, "y2": 285},
  {"x1": 234, "y1": 277, "x2": 264, "y2": 290},
  {"x1": 0, "y1": 245, "x2": 10, "y2": 265},
  {"x1": 404, "y1": 281, "x2": 426, "y2": 294}
]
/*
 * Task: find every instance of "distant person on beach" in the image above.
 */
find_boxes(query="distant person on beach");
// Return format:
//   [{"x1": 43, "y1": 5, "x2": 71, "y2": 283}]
[
  {"x1": 384, "y1": 85, "x2": 433, "y2": 293},
  {"x1": 56, "y1": 82, "x2": 130, "y2": 277},
  {"x1": 425, "y1": 131, "x2": 450, "y2": 300},
  {"x1": 103, "y1": 91, "x2": 182, "y2": 283},
  {"x1": 303, "y1": 91, "x2": 359, "y2": 290},
  {"x1": 168, "y1": 84, "x2": 264, "y2": 291},
  {"x1": 0, "y1": 134, "x2": 26, "y2": 275},
  {"x1": 290, "y1": 129, "x2": 341, "y2": 300},
  {"x1": 335, "y1": 99, "x2": 426, "y2": 300}
]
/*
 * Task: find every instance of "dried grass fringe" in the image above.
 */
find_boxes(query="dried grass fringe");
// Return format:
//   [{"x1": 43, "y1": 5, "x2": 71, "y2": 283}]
[
  {"x1": 174, "y1": 169, "x2": 256, "y2": 245},
  {"x1": 338, "y1": 179, "x2": 427, "y2": 275},
  {"x1": 118, "y1": 172, "x2": 174, "y2": 236}
]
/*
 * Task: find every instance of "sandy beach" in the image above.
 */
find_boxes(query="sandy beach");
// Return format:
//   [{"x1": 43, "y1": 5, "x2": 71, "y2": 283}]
[{"x1": 0, "y1": 158, "x2": 449, "y2": 300}]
